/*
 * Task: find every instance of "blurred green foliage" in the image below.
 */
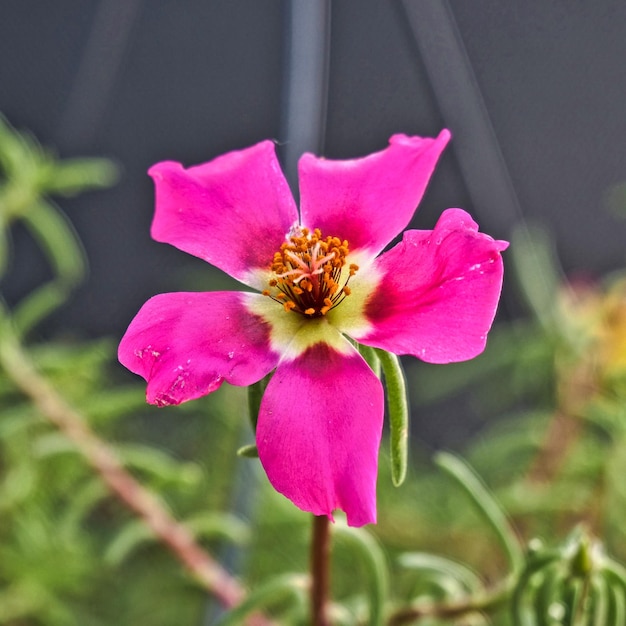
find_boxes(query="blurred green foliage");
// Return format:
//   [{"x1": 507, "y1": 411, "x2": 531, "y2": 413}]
[{"x1": 2, "y1": 115, "x2": 626, "y2": 625}]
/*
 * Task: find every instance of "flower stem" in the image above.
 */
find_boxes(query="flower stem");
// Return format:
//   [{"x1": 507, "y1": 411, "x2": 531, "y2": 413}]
[{"x1": 311, "y1": 514, "x2": 332, "y2": 626}]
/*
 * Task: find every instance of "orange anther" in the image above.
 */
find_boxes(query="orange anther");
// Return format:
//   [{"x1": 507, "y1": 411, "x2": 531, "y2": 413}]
[{"x1": 267, "y1": 225, "x2": 357, "y2": 318}]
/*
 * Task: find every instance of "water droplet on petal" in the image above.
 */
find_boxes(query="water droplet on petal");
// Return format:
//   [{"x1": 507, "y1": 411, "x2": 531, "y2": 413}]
[{"x1": 228, "y1": 351, "x2": 235, "y2": 359}]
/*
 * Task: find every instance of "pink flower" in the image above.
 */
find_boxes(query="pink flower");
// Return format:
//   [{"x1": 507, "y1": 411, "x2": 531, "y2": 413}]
[{"x1": 118, "y1": 131, "x2": 507, "y2": 527}]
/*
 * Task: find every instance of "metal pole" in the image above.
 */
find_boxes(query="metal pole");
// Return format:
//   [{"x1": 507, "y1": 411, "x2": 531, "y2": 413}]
[{"x1": 280, "y1": 0, "x2": 332, "y2": 196}]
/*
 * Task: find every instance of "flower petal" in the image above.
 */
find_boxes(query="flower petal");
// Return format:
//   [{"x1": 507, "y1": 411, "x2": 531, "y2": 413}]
[
  {"x1": 298, "y1": 130, "x2": 450, "y2": 257},
  {"x1": 257, "y1": 337, "x2": 384, "y2": 527},
  {"x1": 118, "y1": 292, "x2": 279, "y2": 406},
  {"x1": 149, "y1": 141, "x2": 298, "y2": 287},
  {"x1": 355, "y1": 209, "x2": 508, "y2": 363}
]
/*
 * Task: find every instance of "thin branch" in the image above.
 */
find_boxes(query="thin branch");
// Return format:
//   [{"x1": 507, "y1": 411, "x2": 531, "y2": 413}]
[
  {"x1": 387, "y1": 580, "x2": 512, "y2": 625},
  {"x1": 0, "y1": 317, "x2": 273, "y2": 626}
]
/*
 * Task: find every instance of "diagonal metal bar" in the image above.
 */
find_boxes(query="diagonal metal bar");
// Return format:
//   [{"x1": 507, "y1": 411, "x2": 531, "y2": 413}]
[
  {"x1": 401, "y1": 0, "x2": 523, "y2": 238},
  {"x1": 57, "y1": 0, "x2": 143, "y2": 150}
]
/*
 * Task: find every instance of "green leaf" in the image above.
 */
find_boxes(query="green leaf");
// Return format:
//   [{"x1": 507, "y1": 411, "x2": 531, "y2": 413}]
[
  {"x1": 375, "y1": 349, "x2": 409, "y2": 487},
  {"x1": 603, "y1": 560, "x2": 626, "y2": 590},
  {"x1": 214, "y1": 573, "x2": 307, "y2": 625},
  {"x1": 82, "y1": 386, "x2": 147, "y2": 423},
  {"x1": 12, "y1": 281, "x2": 76, "y2": 338},
  {"x1": 9, "y1": 199, "x2": 88, "y2": 334},
  {"x1": 605, "y1": 575, "x2": 626, "y2": 626},
  {"x1": 510, "y1": 223, "x2": 563, "y2": 329},
  {"x1": 590, "y1": 576, "x2": 609, "y2": 626},
  {"x1": 184, "y1": 512, "x2": 250, "y2": 544},
  {"x1": 334, "y1": 520, "x2": 389, "y2": 626},
  {"x1": 512, "y1": 552, "x2": 562, "y2": 626},
  {"x1": 398, "y1": 552, "x2": 484, "y2": 594},
  {"x1": 0, "y1": 407, "x2": 40, "y2": 439},
  {"x1": 105, "y1": 512, "x2": 249, "y2": 567},
  {"x1": 237, "y1": 444, "x2": 259, "y2": 458},
  {"x1": 41, "y1": 158, "x2": 118, "y2": 197},
  {"x1": 532, "y1": 562, "x2": 562, "y2": 626},
  {"x1": 116, "y1": 443, "x2": 203, "y2": 488},
  {"x1": 22, "y1": 200, "x2": 85, "y2": 284},
  {"x1": 435, "y1": 452, "x2": 524, "y2": 575},
  {"x1": 605, "y1": 181, "x2": 626, "y2": 219},
  {"x1": 0, "y1": 216, "x2": 11, "y2": 280},
  {"x1": 0, "y1": 114, "x2": 41, "y2": 179},
  {"x1": 0, "y1": 454, "x2": 38, "y2": 511},
  {"x1": 103, "y1": 520, "x2": 157, "y2": 566},
  {"x1": 59, "y1": 478, "x2": 109, "y2": 537}
]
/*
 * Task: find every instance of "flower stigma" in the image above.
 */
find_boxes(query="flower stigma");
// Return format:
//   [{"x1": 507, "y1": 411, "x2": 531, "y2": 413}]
[{"x1": 263, "y1": 226, "x2": 359, "y2": 317}]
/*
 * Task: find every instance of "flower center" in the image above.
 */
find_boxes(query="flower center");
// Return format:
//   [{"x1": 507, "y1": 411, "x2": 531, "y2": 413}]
[{"x1": 263, "y1": 227, "x2": 358, "y2": 317}]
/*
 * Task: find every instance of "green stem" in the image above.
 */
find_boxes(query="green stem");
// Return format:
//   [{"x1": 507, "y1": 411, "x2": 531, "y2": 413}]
[
  {"x1": 247, "y1": 372, "x2": 271, "y2": 430},
  {"x1": 311, "y1": 515, "x2": 332, "y2": 626},
  {"x1": 357, "y1": 343, "x2": 381, "y2": 378}
]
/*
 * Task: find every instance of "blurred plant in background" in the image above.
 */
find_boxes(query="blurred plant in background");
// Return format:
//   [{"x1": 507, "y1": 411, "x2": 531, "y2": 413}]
[{"x1": 2, "y1": 116, "x2": 626, "y2": 625}]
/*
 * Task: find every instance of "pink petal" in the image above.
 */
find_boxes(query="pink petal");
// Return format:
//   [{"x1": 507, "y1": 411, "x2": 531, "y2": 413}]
[
  {"x1": 118, "y1": 292, "x2": 279, "y2": 406},
  {"x1": 257, "y1": 340, "x2": 384, "y2": 527},
  {"x1": 356, "y1": 209, "x2": 508, "y2": 363},
  {"x1": 298, "y1": 130, "x2": 450, "y2": 257},
  {"x1": 149, "y1": 141, "x2": 298, "y2": 287}
]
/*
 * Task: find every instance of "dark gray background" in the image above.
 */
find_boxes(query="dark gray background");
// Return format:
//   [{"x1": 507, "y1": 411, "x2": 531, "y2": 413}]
[{"x1": 2, "y1": 0, "x2": 626, "y2": 341}]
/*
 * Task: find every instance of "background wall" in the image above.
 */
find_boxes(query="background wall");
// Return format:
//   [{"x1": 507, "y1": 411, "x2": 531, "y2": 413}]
[
  {"x1": 2, "y1": 0, "x2": 626, "y2": 341},
  {"x1": 0, "y1": 0, "x2": 626, "y2": 334}
]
